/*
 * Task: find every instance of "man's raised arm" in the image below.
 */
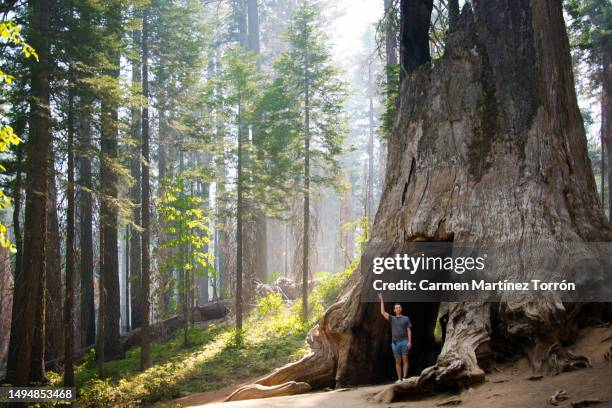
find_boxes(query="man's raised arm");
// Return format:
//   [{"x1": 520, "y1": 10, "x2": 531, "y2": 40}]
[{"x1": 379, "y1": 293, "x2": 389, "y2": 320}]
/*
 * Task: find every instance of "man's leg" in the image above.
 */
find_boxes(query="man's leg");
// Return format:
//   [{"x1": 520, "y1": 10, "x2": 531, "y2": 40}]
[
  {"x1": 395, "y1": 357, "x2": 402, "y2": 380},
  {"x1": 402, "y1": 354, "x2": 409, "y2": 379}
]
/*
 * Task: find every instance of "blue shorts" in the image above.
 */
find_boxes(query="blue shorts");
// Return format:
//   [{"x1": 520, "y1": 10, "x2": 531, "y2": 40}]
[{"x1": 391, "y1": 338, "x2": 410, "y2": 358}]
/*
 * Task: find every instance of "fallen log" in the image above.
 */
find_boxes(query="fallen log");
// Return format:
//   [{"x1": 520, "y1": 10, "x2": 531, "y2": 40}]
[
  {"x1": 121, "y1": 300, "x2": 229, "y2": 351},
  {"x1": 255, "y1": 278, "x2": 317, "y2": 300},
  {"x1": 37, "y1": 301, "x2": 230, "y2": 376},
  {"x1": 224, "y1": 381, "x2": 311, "y2": 402}
]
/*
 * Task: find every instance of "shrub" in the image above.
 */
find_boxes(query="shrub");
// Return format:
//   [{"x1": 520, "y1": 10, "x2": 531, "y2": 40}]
[{"x1": 254, "y1": 292, "x2": 285, "y2": 319}]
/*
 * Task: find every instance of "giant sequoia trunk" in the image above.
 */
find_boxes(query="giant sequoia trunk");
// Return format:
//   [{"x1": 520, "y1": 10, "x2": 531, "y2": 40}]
[
  {"x1": 229, "y1": 0, "x2": 612, "y2": 401},
  {"x1": 6, "y1": 0, "x2": 52, "y2": 386}
]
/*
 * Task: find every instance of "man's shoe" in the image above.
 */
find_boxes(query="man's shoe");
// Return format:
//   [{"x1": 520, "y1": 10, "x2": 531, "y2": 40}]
[
  {"x1": 394, "y1": 379, "x2": 402, "y2": 384},
  {"x1": 402, "y1": 377, "x2": 410, "y2": 382}
]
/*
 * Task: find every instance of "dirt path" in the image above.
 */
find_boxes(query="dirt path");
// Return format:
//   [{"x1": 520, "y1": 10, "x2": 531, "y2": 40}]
[{"x1": 163, "y1": 326, "x2": 612, "y2": 408}]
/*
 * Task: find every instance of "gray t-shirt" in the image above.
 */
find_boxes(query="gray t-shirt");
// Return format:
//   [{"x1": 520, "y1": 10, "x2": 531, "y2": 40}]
[{"x1": 390, "y1": 315, "x2": 412, "y2": 340}]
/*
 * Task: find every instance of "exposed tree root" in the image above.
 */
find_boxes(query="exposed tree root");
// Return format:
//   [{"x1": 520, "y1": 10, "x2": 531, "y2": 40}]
[
  {"x1": 224, "y1": 381, "x2": 311, "y2": 402},
  {"x1": 543, "y1": 343, "x2": 591, "y2": 374}
]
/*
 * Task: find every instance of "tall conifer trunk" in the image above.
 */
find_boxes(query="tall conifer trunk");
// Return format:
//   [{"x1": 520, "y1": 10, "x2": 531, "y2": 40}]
[
  {"x1": 77, "y1": 0, "x2": 96, "y2": 344},
  {"x1": 79, "y1": 101, "x2": 95, "y2": 348},
  {"x1": 6, "y1": 0, "x2": 52, "y2": 385},
  {"x1": 302, "y1": 83, "x2": 310, "y2": 320},
  {"x1": 99, "y1": 0, "x2": 123, "y2": 361},
  {"x1": 140, "y1": 7, "x2": 151, "y2": 370},
  {"x1": 45, "y1": 159, "x2": 63, "y2": 363},
  {"x1": 64, "y1": 59, "x2": 76, "y2": 386},
  {"x1": 130, "y1": 27, "x2": 143, "y2": 330}
]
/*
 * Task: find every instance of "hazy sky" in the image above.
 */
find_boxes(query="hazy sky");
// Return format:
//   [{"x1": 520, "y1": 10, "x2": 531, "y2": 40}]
[
  {"x1": 323, "y1": 0, "x2": 600, "y2": 144},
  {"x1": 326, "y1": 0, "x2": 382, "y2": 65}
]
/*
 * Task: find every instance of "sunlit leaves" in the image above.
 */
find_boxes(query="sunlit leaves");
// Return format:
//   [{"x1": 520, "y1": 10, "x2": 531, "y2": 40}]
[
  {"x1": 159, "y1": 176, "x2": 214, "y2": 272},
  {"x1": 0, "y1": 19, "x2": 37, "y2": 249},
  {"x1": 0, "y1": 21, "x2": 39, "y2": 61},
  {"x1": 0, "y1": 125, "x2": 21, "y2": 152}
]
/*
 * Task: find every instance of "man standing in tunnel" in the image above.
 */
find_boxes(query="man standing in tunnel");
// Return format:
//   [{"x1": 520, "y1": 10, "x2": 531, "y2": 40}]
[{"x1": 379, "y1": 293, "x2": 413, "y2": 383}]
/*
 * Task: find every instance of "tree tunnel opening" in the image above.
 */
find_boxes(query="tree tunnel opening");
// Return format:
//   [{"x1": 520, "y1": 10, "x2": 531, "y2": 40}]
[
  {"x1": 342, "y1": 237, "x2": 453, "y2": 386},
  {"x1": 347, "y1": 300, "x2": 445, "y2": 386},
  {"x1": 386, "y1": 302, "x2": 442, "y2": 377}
]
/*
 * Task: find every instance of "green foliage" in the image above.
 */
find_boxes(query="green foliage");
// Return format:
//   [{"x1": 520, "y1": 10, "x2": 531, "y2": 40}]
[
  {"x1": 159, "y1": 177, "x2": 212, "y2": 264},
  {"x1": 254, "y1": 292, "x2": 285, "y2": 318},
  {"x1": 158, "y1": 175, "x2": 214, "y2": 314},
  {"x1": 62, "y1": 219, "x2": 371, "y2": 406},
  {"x1": 296, "y1": 216, "x2": 368, "y2": 321},
  {"x1": 381, "y1": 63, "x2": 400, "y2": 138},
  {"x1": 210, "y1": 46, "x2": 265, "y2": 221},
  {"x1": 0, "y1": 20, "x2": 37, "y2": 251},
  {"x1": 565, "y1": 0, "x2": 611, "y2": 97},
  {"x1": 261, "y1": 1, "x2": 348, "y2": 191},
  {"x1": 61, "y1": 309, "x2": 310, "y2": 407},
  {"x1": 565, "y1": 0, "x2": 611, "y2": 68},
  {"x1": 267, "y1": 270, "x2": 282, "y2": 283},
  {"x1": 307, "y1": 265, "x2": 355, "y2": 319}
]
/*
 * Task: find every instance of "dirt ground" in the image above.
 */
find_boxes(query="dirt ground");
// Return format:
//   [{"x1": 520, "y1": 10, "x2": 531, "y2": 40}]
[{"x1": 159, "y1": 326, "x2": 612, "y2": 408}]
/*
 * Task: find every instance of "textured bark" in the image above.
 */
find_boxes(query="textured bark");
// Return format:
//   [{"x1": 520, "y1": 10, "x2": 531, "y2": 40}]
[
  {"x1": 247, "y1": 0, "x2": 267, "y2": 284},
  {"x1": 233, "y1": 0, "x2": 612, "y2": 401},
  {"x1": 236, "y1": 104, "x2": 244, "y2": 330},
  {"x1": 367, "y1": 62, "x2": 375, "y2": 223},
  {"x1": 399, "y1": 0, "x2": 433, "y2": 81},
  {"x1": 247, "y1": 0, "x2": 260, "y2": 56},
  {"x1": 448, "y1": 0, "x2": 460, "y2": 31},
  {"x1": 99, "y1": 0, "x2": 123, "y2": 362},
  {"x1": 0, "y1": 247, "x2": 12, "y2": 374},
  {"x1": 78, "y1": 102, "x2": 96, "y2": 348},
  {"x1": 100, "y1": 104, "x2": 122, "y2": 362},
  {"x1": 6, "y1": 0, "x2": 52, "y2": 385},
  {"x1": 11, "y1": 117, "x2": 25, "y2": 285},
  {"x1": 197, "y1": 174, "x2": 210, "y2": 305},
  {"x1": 97, "y1": 229, "x2": 105, "y2": 376},
  {"x1": 140, "y1": 8, "x2": 151, "y2": 370},
  {"x1": 603, "y1": 45, "x2": 612, "y2": 220},
  {"x1": 384, "y1": 0, "x2": 398, "y2": 68},
  {"x1": 64, "y1": 64, "x2": 76, "y2": 386},
  {"x1": 130, "y1": 27, "x2": 143, "y2": 332},
  {"x1": 45, "y1": 164, "x2": 64, "y2": 363},
  {"x1": 302, "y1": 88, "x2": 310, "y2": 319},
  {"x1": 157, "y1": 86, "x2": 171, "y2": 314}
]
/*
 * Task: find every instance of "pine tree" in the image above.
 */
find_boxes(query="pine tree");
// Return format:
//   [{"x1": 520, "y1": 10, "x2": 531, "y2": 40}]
[
  {"x1": 565, "y1": 0, "x2": 611, "y2": 217},
  {"x1": 218, "y1": 47, "x2": 262, "y2": 330},
  {"x1": 98, "y1": 0, "x2": 125, "y2": 363},
  {"x1": 74, "y1": 0, "x2": 98, "y2": 349},
  {"x1": 64, "y1": 5, "x2": 76, "y2": 382},
  {"x1": 140, "y1": 5, "x2": 151, "y2": 370},
  {"x1": 266, "y1": 1, "x2": 346, "y2": 319}
]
